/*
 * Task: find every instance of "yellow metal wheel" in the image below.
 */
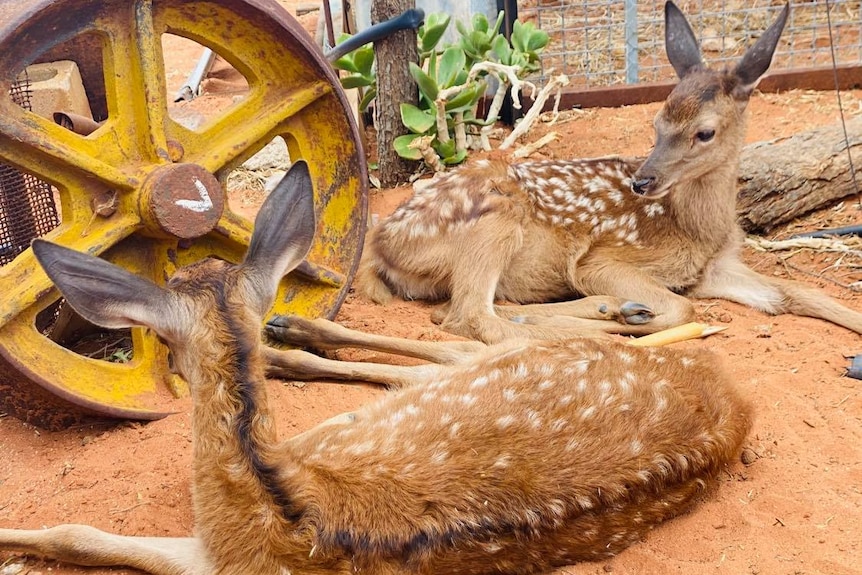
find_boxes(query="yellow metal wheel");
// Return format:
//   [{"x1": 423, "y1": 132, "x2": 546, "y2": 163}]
[{"x1": 0, "y1": 0, "x2": 367, "y2": 429}]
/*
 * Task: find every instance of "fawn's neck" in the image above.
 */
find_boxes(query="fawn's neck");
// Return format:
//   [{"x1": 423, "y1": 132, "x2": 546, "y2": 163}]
[
  {"x1": 186, "y1": 311, "x2": 301, "y2": 555},
  {"x1": 668, "y1": 159, "x2": 741, "y2": 248}
]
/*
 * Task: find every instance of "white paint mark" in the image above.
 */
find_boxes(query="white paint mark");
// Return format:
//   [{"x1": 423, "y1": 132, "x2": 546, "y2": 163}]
[{"x1": 175, "y1": 179, "x2": 214, "y2": 213}]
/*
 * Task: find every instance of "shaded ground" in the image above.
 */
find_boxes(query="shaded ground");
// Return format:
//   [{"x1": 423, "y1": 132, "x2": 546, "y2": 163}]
[{"x1": 2, "y1": 5, "x2": 862, "y2": 574}]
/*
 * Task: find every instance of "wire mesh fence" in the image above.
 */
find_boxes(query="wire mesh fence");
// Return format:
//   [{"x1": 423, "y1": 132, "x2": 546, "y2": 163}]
[
  {"x1": 518, "y1": 0, "x2": 862, "y2": 89},
  {"x1": 1, "y1": 71, "x2": 60, "y2": 266}
]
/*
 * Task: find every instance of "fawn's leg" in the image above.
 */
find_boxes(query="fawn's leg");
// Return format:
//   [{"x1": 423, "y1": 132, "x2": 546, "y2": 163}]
[
  {"x1": 264, "y1": 317, "x2": 549, "y2": 386},
  {"x1": 265, "y1": 315, "x2": 486, "y2": 364},
  {"x1": 512, "y1": 257, "x2": 696, "y2": 336},
  {"x1": 691, "y1": 248, "x2": 862, "y2": 333},
  {"x1": 0, "y1": 528, "x2": 204, "y2": 575},
  {"x1": 493, "y1": 298, "x2": 654, "y2": 324},
  {"x1": 263, "y1": 346, "x2": 448, "y2": 389},
  {"x1": 426, "y1": 220, "x2": 614, "y2": 342}
]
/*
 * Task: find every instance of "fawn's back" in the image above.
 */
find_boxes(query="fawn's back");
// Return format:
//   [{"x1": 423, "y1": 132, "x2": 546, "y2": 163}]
[{"x1": 286, "y1": 337, "x2": 752, "y2": 571}]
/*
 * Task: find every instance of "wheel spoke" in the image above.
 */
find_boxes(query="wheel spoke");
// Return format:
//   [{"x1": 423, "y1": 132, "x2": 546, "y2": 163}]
[
  {"x1": 103, "y1": 0, "x2": 170, "y2": 164},
  {"x1": 0, "y1": 109, "x2": 141, "y2": 191},
  {"x1": 178, "y1": 80, "x2": 332, "y2": 173},
  {"x1": 212, "y1": 208, "x2": 255, "y2": 251}
]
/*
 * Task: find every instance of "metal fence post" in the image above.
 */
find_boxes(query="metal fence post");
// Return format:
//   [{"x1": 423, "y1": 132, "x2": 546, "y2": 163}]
[{"x1": 624, "y1": 0, "x2": 639, "y2": 84}]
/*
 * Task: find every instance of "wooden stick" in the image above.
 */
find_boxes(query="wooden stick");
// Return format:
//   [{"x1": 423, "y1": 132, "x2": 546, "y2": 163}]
[{"x1": 629, "y1": 322, "x2": 727, "y2": 347}]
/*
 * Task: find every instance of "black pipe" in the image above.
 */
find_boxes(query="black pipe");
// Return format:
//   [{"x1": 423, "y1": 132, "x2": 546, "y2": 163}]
[
  {"x1": 790, "y1": 223, "x2": 862, "y2": 239},
  {"x1": 496, "y1": 0, "x2": 522, "y2": 126},
  {"x1": 326, "y1": 8, "x2": 425, "y2": 62}
]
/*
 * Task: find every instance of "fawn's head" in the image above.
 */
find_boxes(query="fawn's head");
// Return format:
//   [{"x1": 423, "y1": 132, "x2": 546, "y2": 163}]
[
  {"x1": 631, "y1": 1, "x2": 789, "y2": 198},
  {"x1": 32, "y1": 162, "x2": 316, "y2": 383}
]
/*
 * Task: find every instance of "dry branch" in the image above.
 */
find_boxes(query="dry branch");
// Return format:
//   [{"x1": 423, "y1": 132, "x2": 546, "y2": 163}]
[{"x1": 737, "y1": 114, "x2": 862, "y2": 233}]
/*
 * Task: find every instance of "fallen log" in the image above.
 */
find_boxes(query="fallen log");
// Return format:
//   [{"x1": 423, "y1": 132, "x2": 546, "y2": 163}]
[{"x1": 737, "y1": 114, "x2": 862, "y2": 233}]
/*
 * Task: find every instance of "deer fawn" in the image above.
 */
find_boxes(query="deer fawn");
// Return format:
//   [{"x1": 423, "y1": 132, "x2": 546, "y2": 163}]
[
  {"x1": 0, "y1": 161, "x2": 752, "y2": 574},
  {"x1": 356, "y1": 1, "x2": 862, "y2": 345}
]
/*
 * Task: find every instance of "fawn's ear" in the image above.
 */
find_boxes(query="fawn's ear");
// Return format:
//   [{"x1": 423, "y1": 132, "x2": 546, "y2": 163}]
[
  {"x1": 732, "y1": 3, "x2": 788, "y2": 99},
  {"x1": 32, "y1": 239, "x2": 175, "y2": 333},
  {"x1": 664, "y1": 1, "x2": 702, "y2": 79},
  {"x1": 241, "y1": 160, "x2": 316, "y2": 310}
]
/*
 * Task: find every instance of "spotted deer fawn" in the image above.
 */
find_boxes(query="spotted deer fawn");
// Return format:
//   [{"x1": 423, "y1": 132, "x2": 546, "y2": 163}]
[
  {"x1": 357, "y1": 1, "x2": 862, "y2": 344},
  {"x1": 0, "y1": 161, "x2": 752, "y2": 574}
]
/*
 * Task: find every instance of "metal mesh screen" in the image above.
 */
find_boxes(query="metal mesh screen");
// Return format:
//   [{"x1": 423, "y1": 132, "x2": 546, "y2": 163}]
[
  {"x1": 518, "y1": 0, "x2": 862, "y2": 88},
  {"x1": 1, "y1": 70, "x2": 60, "y2": 266}
]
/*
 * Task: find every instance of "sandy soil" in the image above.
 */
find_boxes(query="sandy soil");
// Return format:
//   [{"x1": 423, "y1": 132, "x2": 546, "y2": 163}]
[{"x1": 2, "y1": 5, "x2": 862, "y2": 575}]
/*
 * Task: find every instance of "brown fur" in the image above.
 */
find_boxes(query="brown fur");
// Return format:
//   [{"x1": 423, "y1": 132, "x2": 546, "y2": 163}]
[
  {"x1": 2, "y1": 158, "x2": 753, "y2": 574},
  {"x1": 357, "y1": 2, "x2": 862, "y2": 345}
]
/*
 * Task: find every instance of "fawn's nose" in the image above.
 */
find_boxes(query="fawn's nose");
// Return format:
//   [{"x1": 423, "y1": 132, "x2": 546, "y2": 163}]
[{"x1": 631, "y1": 177, "x2": 656, "y2": 195}]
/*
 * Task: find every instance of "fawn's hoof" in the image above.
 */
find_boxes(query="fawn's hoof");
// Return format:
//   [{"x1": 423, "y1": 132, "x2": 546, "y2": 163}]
[
  {"x1": 265, "y1": 314, "x2": 305, "y2": 343},
  {"x1": 620, "y1": 301, "x2": 655, "y2": 325}
]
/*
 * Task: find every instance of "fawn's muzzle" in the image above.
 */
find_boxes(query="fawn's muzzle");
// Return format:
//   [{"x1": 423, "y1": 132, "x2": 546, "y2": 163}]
[{"x1": 631, "y1": 177, "x2": 656, "y2": 195}]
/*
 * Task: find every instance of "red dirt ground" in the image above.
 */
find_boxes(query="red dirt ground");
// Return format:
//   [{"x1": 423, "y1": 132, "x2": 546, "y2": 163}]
[{"x1": 2, "y1": 5, "x2": 862, "y2": 575}]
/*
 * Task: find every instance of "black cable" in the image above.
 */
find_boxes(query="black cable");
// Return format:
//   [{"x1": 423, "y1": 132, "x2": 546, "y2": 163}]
[{"x1": 824, "y1": 0, "x2": 860, "y2": 206}]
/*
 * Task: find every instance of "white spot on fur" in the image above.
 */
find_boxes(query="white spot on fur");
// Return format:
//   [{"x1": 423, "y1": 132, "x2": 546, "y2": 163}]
[
  {"x1": 431, "y1": 450, "x2": 449, "y2": 464},
  {"x1": 598, "y1": 380, "x2": 611, "y2": 398},
  {"x1": 630, "y1": 439, "x2": 643, "y2": 455},
  {"x1": 345, "y1": 440, "x2": 375, "y2": 456},
  {"x1": 644, "y1": 203, "x2": 665, "y2": 217},
  {"x1": 494, "y1": 455, "x2": 512, "y2": 468},
  {"x1": 449, "y1": 422, "x2": 461, "y2": 438},
  {"x1": 503, "y1": 388, "x2": 517, "y2": 402},
  {"x1": 511, "y1": 363, "x2": 529, "y2": 378},
  {"x1": 497, "y1": 415, "x2": 516, "y2": 429},
  {"x1": 459, "y1": 394, "x2": 478, "y2": 406},
  {"x1": 618, "y1": 374, "x2": 633, "y2": 395},
  {"x1": 470, "y1": 375, "x2": 489, "y2": 389},
  {"x1": 565, "y1": 360, "x2": 590, "y2": 376},
  {"x1": 548, "y1": 498, "x2": 566, "y2": 520}
]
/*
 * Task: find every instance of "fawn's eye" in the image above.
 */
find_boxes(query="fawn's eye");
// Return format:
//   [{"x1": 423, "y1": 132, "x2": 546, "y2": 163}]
[{"x1": 696, "y1": 129, "x2": 715, "y2": 142}]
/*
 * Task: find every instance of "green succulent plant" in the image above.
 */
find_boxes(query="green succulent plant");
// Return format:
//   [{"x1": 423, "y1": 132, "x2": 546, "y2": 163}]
[{"x1": 335, "y1": 12, "x2": 551, "y2": 169}]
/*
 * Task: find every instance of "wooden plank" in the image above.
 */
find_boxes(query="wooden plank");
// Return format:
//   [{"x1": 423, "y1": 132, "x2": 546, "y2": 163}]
[{"x1": 520, "y1": 63, "x2": 862, "y2": 112}]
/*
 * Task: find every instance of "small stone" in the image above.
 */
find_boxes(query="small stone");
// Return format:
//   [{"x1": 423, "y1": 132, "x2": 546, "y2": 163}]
[
  {"x1": 241, "y1": 136, "x2": 290, "y2": 171},
  {"x1": 741, "y1": 447, "x2": 758, "y2": 465},
  {"x1": 753, "y1": 324, "x2": 772, "y2": 338}
]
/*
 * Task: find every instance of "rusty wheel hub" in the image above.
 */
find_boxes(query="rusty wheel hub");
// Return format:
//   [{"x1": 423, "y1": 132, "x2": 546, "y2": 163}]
[{"x1": 140, "y1": 163, "x2": 225, "y2": 239}]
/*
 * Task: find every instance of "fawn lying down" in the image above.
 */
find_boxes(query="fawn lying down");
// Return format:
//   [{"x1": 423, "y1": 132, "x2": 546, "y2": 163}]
[
  {"x1": 357, "y1": 1, "x2": 862, "y2": 344},
  {"x1": 1, "y1": 162, "x2": 752, "y2": 574}
]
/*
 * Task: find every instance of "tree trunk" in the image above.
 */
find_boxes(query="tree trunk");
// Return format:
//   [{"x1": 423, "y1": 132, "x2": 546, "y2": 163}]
[
  {"x1": 737, "y1": 114, "x2": 862, "y2": 233},
  {"x1": 371, "y1": 0, "x2": 420, "y2": 187}
]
